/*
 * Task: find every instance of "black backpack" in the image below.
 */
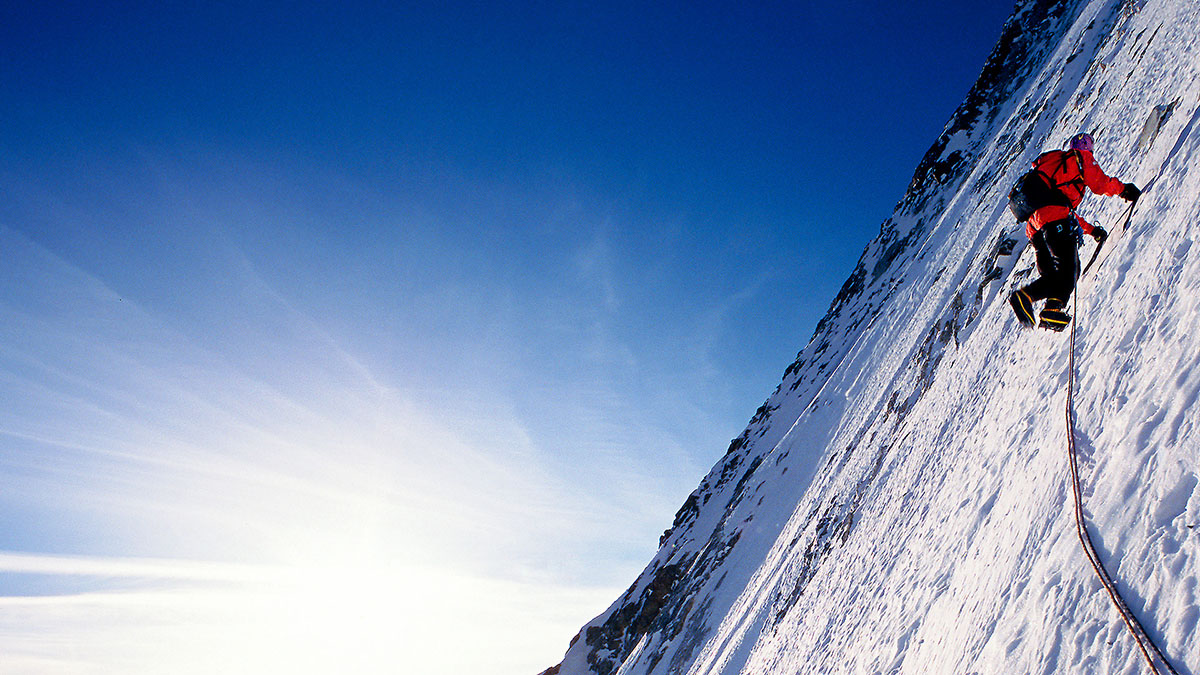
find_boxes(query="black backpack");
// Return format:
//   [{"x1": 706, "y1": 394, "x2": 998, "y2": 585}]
[{"x1": 1007, "y1": 150, "x2": 1082, "y2": 222}]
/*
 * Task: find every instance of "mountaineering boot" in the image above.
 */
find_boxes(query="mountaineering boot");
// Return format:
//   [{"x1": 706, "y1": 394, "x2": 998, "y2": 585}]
[
  {"x1": 1009, "y1": 289, "x2": 1036, "y2": 327},
  {"x1": 1039, "y1": 298, "x2": 1071, "y2": 332}
]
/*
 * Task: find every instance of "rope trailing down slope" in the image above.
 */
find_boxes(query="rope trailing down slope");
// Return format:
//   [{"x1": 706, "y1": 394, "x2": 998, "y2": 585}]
[{"x1": 1065, "y1": 202, "x2": 1180, "y2": 675}]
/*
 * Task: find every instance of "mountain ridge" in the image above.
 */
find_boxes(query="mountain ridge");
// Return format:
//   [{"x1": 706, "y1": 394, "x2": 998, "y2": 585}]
[{"x1": 545, "y1": 1, "x2": 1200, "y2": 672}]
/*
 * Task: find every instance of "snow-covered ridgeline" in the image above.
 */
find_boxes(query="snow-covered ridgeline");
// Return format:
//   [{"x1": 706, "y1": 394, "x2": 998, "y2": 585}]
[{"x1": 546, "y1": 0, "x2": 1200, "y2": 673}]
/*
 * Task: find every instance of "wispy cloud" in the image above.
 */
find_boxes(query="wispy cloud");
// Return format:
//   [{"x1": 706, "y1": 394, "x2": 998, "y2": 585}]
[
  {"x1": 0, "y1": 551, "x2": 620, "y2": 675},
  {"x1": 0, "y1": 551, "x2": 272, "y2": 584},
  {"x1": 0, "y1": 157, "x2": 729, "y2": 672},
  {"x1": 573, "y1": 225, "x2": 622, "y2": 313},
  {"x1": 1, "y1": 206, "x2": 687, "y2": 582}
]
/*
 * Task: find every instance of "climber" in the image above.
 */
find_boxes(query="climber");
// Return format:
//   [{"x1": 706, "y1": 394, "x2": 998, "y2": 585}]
[{"x1": 1008, "y1": 132, "x2": 1140, "y2": 331}]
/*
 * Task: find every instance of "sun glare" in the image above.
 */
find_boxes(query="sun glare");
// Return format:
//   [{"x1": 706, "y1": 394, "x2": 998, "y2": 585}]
[
  {"x1": 0, "y1": 549, "x2": 609, "y2": 675},
  {"x1": 259, "y1": 562, "x2": 429, "y2": 673}
]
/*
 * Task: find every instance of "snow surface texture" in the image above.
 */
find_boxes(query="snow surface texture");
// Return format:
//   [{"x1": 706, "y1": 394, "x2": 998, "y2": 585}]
[{"x1": 546, "y1": 0, "x2": 1200, "y2": 673}]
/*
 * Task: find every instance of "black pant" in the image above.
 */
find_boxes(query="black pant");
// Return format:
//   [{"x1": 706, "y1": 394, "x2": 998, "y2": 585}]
[{"x1": 1022, "y1": 219, "x2": 1080, "y2": 308}]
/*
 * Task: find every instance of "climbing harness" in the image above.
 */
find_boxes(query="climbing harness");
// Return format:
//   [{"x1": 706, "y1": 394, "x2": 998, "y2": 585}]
[{"x1": 1065, "y1": 197, "x2": 1180, "y2": 675}]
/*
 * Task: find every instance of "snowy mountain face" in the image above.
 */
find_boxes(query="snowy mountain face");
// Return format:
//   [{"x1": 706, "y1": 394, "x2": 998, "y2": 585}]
[{"x1": 543, "y1": 0, "x2": 1200, "y2": 674}]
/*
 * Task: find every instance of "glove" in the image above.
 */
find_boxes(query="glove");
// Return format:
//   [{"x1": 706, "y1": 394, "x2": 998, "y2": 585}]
[
  {"x1": 1092, "y1": 226, "x2": 1108, "y2": 244},
  {"x1": 1120, "y1": 183, "x2": 1141, "y2": 202}
]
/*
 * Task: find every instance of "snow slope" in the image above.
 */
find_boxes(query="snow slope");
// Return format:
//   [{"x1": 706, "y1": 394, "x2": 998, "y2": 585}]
[{"x1": 545, "y1": 0, "x2": 1200, "y2": 673}]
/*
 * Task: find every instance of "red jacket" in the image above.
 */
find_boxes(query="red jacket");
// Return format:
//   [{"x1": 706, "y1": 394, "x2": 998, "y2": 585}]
[{"x1": 1026, "y1": 149, "x2": 1125, "y2": 239}]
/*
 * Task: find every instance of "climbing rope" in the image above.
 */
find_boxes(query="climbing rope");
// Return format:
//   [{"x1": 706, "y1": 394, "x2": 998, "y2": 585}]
[{"x1": 1065, "y1": 200, "x2": 1180, "y2": 675}]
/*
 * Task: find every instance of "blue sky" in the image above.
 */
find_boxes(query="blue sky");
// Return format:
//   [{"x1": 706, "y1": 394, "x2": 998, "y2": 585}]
[{"x1": 1, "y1": 1, "x2": 1012, "y2": 672}]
